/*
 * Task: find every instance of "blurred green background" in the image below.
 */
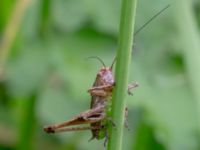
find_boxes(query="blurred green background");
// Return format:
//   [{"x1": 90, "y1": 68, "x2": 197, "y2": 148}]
[{"x1": 0, "y1": 0, "x2": 200, "y2": 150}]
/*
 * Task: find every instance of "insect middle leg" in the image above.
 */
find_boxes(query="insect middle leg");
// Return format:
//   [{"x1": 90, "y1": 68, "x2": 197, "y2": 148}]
[
  {"x1": 104, "y1": 129, "x2": 109, "y2": 147},
  {"x1": 124, "y1": 107, "x2": 130, "y2": 130},
  {"x1": 88, "y1": 84, "x2": 114, "y2": 95}
]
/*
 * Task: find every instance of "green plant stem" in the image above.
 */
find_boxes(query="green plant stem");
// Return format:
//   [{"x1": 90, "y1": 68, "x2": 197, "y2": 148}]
[
  {"x1": 174, "y1": 0, "x2": 200, "y2": 131},
  {"x1": 0, "y1": 0, "x2": 30, "y2": 72},
  {"x1": 107, "y1": 0, "x2": 137, "y2": 149},
  {"x1": 39, "y1": 0, "x2": 51, "y2": 37},
  {"x1": 17, "y1": 95, "x2": 36, "y2": 150}
]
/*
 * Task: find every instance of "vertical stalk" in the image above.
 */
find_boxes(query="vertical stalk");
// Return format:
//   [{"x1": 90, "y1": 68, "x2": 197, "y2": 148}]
[
  {"x1": 107, "y1": 0, "x2": 137, "y2": 149},
  {"x1": 0, "y1": 0, "x2": 30, "y2": 73},
  {"x1": 17, "y1": 95, "x2": 36, "y2": 150},
  {"x1": 0, "y1": 1, "x2": 36, "y2": 149},
  {"x1": 174, "y1": 0, "x2": 200, "y2": 131},
  {"x1": 39, "y1": 0, "x2": 51, "y2": 37}
]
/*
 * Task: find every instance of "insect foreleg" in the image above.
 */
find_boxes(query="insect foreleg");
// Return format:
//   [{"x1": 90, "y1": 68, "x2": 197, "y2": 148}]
[
  {"x1": 88, "y1": 82, "x2": 138, "y2": 96},
  {"x1": 128, "y1": 82, "x2": 139, "y2": 95},
  {"x1": 88, "y1": 84, "x2": 114, "y2": 92},
  {"x1": 88, "y1": 84, "x2": 115, "y2": 97}
]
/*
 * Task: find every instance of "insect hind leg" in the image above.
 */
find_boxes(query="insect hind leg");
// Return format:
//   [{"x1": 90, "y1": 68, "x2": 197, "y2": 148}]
[
  {"x1": 55, "y1": 126, "x2": 102, "y2": 133},
  {"x1": 44, "y1": 106, "x2": 105, "y2": 133}
]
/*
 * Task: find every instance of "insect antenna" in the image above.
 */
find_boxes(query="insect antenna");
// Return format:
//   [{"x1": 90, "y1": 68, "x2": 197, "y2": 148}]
[
  {"x1": 134, "y1": 4, "x2": 170, "y2": 36},
  {"x1": 87, "y1": 56, "x2": 106, "y2": 68},
  {"x1": 110, "y1": 56, "x2": 117, "y2": 70},
  {"x1": 111, "y1": 5, "x2": 170, "y2": 68}
]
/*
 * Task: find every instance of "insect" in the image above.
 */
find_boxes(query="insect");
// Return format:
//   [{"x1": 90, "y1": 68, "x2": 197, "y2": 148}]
[
  {"x1": 43, "y1": 4, "x2": 170, "y2": 145},
  {"x1": 43, "y1": 57, "x2": 138, "y2": 145}
]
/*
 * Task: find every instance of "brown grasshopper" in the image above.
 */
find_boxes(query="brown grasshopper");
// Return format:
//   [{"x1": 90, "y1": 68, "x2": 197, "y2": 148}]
[
  {"x1": 43, "y1": 57, "x2": 138, "y2": 144},
  {"x1": 44, "y1": 5, "x2": 170, "y2": 144}
]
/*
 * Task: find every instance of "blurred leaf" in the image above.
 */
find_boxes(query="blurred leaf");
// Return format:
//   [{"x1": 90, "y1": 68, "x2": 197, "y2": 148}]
[
  {"x1": 7, "y1": 44, "x2": 49, "y2": 97},
  {"x1": 52, "y1": 0, "x2": 88, "y2": 32},
  {"x1": 128, "y1": 62, "x2": 198, "y2": 150},
  {"x1": 133, "y1": 120, "x2": 166, "y2": 150},
  {"x1": 52, "y1": 0, "x2": 120, "y2": 35},
  {"x1": 0, "y1": 0, "x2": 199, "y2": 149},
  {"x1": 0, "y1": 0, "x2": 15, "y2": 31}
]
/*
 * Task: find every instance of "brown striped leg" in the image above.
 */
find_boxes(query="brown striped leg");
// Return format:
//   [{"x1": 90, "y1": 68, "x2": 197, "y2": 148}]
[{"x1": 44, "y1": 106, "x2": 105, "y2": 133}]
